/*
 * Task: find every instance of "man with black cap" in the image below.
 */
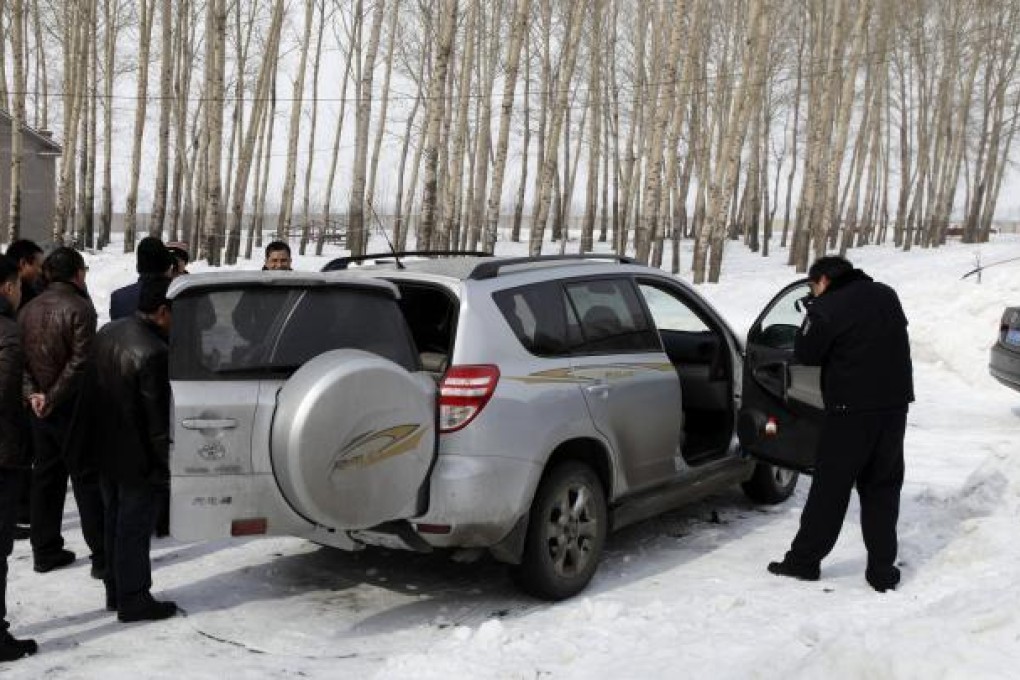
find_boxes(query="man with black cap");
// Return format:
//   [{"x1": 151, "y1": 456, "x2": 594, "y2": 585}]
[
  {"x1": 91, "y1": 276, "x2": 177, "y2": 622},
  {"x1": 109, "y1": 237, "x2": 175, "y2": 321},
  {"x1": 768, "y1": 255, "x2": 913, "y2": 593}
]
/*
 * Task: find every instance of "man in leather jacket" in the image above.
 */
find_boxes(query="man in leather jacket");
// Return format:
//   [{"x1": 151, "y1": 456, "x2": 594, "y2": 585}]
[
  {"x1": 18, "y1": 247, "x2": 105, "y2": 576},
  {"x1": 91, "y1": 277, "x2": 177, "y2": 622},
  {"x1": 768, "y1": 256, "x2": 914, "y2": 593},
  {"x1": 0, "y1": 256, "x2": 37, "y2": 660}
]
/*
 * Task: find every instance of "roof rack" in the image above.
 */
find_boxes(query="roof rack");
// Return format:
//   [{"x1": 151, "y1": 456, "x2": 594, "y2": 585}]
[
  {"x1": 322, "y1": 250, "x2": 493, "y2": 272},
  {"x1": 467, "y1": 254, "x2": 639, "y2": 280}
]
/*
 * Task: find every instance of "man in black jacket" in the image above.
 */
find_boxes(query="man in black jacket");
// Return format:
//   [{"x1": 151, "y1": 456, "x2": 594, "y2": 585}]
[
  {"x1": 4, "y1": 240, "x2": 43, "y2": 536},
  {"x1": 768, "y1": 256, "x2": 914, "y2": 593},
  {"x1": 92, "y1": 277, "x2": 177, "y2": 622},
  {"x1": 109, "y1": 237, "x2": 174, "y2": 321},
  {"x1": 0, "y1": 256, "x2": 37, "y2": 660}
]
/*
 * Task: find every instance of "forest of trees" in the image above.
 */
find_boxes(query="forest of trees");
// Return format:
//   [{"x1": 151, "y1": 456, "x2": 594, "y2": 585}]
[{"x1": 0, "y1": 0, "x2": 1017, "y2": 281}]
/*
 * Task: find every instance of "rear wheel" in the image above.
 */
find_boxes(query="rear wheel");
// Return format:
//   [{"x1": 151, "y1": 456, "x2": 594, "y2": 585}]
[
  {"x1": 514, "y1": 462, "x2": 607, "y2": 600},
  {"x1": 741, "y1": 462, "x2": 799, "y2": 504}
]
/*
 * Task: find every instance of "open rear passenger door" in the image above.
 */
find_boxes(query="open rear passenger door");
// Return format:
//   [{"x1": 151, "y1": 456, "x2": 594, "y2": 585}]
[{"x1": 737, "y1": 280, "x2": 825, "y2": 473}]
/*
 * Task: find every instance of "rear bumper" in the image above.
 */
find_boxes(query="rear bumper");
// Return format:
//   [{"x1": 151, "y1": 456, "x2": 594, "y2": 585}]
[
  {"x1": 170, "y1": 473, "x2": 359, "y2": 549},
  {"x1": 412, "y1": 453, "x2": 543, "y2": 548},
  {"x1": 990, "y1": 344, "x2": 1020, "y2": 392}
]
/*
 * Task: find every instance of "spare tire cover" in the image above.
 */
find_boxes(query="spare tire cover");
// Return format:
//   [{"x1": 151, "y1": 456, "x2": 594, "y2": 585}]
[{"x1": 271, "y1": 348, "x2": 436, "y2": 530}]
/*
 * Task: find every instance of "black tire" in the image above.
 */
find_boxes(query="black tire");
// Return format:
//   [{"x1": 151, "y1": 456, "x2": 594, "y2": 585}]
[
  {"x1": 513, "y1": 461, "x2": 608, "y2": 601},
  {"x1": 741, "y1": 462, "x2": 799, "y2": 504}
]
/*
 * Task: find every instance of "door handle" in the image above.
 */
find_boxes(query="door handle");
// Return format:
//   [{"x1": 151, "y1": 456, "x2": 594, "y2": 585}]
[
  {"x1": 584, "y1": 381, "x2": 611, "y2": 398},
  {"x1": 181, "y1": 418, "x2": 238, "y2": 430}
]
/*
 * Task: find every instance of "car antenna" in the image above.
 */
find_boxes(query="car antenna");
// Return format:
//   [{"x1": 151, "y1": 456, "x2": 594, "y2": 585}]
[{"x1": 366, "y1": 198, "x2": 405, "y2": 270}]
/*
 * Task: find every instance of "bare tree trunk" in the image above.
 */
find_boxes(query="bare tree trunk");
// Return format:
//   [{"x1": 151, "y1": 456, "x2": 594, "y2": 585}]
[
  {"x1": 124, "y1": 0, "x2": 155, "y2": 252},
  {"x1": 582, "y1": 0, "x2": 602, "y2": 254},
  {"x1": 439, "y1": 0, "x2": 477, "y2": 252},
  {"x1": 318, "y1": 5, "x2": 359, "y2": 255},
  {"x1": 148, "y1": 0, "x2": 174, "y2": 238},
  {"x1": 202, "y1": 0, "x2": 227, "y2": 265},
  {"x1": 528, "y1": 0, "x2": 585, "y2": 256},
  {"x1": 168, "y1": 0, "x2": 194, "y2": 243},
  {"x1": 365, "y1": 0, "x2": 399, "y2": 216},
  {"x1": 483, "y1": 0, "x2": 530, "y2": 251},
  {"x1": 417, "y1": 0, "x2": 459, "y2": 249},
  {"x1": 299, "y1": 0, "x2": 327, "y2": 255},
  {"x1": 511, "y1": 36, "x2": 530, "y2": 244},
  {"x1": 7, "y1": 0, "x2": 25, "y2": 243},
  {"x1": 346, "y1": 0, "x2": 386, "y2": 256},
  {"x1": 636, "y1": 4, "x2": 685, "y2": 263},
  {"x1": 277, "y1": 0, "x2": 315, "y2": 242},
  {"x1": 226, "y1": 0, "x2": 284, "y2": 265}
]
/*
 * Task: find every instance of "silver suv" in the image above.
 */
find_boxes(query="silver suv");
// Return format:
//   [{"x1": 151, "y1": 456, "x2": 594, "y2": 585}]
[{"x1": 167, "y1": 254, "x2": 823, "y2": 600}]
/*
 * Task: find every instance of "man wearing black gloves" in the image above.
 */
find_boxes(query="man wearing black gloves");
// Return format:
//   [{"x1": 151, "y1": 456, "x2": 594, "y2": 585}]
[
  {"x1": 768, "y1": 256, "x2": 914, "y2": 593},
  {"x1": 91, "y1": 277, "x2": 177, "y2": 622}
]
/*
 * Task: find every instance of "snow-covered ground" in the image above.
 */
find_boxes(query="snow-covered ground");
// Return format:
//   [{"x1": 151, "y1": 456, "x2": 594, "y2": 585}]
[{"x1": 4, "y1": 233, "x2": 1019, "y2": 679}]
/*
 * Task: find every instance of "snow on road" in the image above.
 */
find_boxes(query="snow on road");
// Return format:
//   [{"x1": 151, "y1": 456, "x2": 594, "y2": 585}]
[{"x1": 4, "y1": 235, "x2": 1018, "y2": 679}]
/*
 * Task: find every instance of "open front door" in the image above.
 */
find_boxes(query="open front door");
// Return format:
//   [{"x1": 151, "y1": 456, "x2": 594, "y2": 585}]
[{"x1": 737, "y1": 280, "x2": 824, "y2": 473}]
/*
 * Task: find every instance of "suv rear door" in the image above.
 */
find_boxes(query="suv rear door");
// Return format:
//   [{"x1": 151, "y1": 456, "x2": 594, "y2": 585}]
[
  {"x1": 168, "y1": 274, "x2": 437, "y2": 538},
  {"x1": 738, "y1": 280, "x2": 825, "y2": 472}
]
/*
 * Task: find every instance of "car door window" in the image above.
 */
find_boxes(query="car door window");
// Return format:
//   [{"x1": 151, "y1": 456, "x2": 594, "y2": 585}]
[
  {"x1": 749, "y1": 283, "x2": 812, "y2": 351},
  {"x1": 493, "y1": 281, "x2": 582, "y2": 357},
  {"x1": 565, "y1": 279, "x2": 660, "y2": 354},
  {"x1": 639, "y1": 284, "x2": 712, "y2": 333}
]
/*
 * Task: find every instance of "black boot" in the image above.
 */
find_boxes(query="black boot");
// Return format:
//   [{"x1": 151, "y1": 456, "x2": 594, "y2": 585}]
[
  {"x1": 767, "y1": 558, "x2": 820, "y2": 582},
  {"x1": 33, "y1": 548, "x2": 75, "y2": 573},
  {"x1": 866, "y1": 565, "x2": 901, "y2": 593},
  {"x1": 0, "y1": 630, "x2": 38, "y2": 661},
  {"x1": 118, "y1": 595, "x2": 178, "y2": 623}
]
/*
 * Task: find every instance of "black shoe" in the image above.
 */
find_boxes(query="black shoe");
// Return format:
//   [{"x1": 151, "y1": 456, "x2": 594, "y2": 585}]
[
  {"x1": 866, "y1": 566, "x2": 901, "y2": 593},
  {"x1": 118, "y1": 598, "x2": 178, "y2": 623},
  {"x1": 767, "y1": 559, "x2": 820, "y2": 582},
  {"x1": 0, "y1": 630, "x2": 38, "y2": 661},
  {"x1": 33, "y1": 549, "x2": 76, "y2": 573},
  {"x1": 12, "y1": 525, "x2": 30, "y2": 541}
]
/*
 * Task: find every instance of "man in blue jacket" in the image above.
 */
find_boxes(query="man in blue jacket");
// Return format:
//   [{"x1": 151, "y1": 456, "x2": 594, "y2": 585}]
[
  {"x1": 768, "y1": 256, "x2": 914, "y2": 593},
  {"x1": 109, "y1": 237, "x2": 174, "y2": 321}
]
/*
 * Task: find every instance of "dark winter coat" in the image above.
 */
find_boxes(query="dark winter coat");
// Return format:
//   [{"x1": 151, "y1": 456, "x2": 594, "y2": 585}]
[
  {"x1": 19, "y1": 281, "x2": 97, "y2": 412},
  {"x1": 0, "y1": 297, "x2": 29, "y2": 469},
  {"x1": 88, "y1": 315, "x2": 170, "y2": 485},
  {"x1": 794, "y1": 269, "x2": 914, "y2": 414},
  {"x1": 110, "y1": 275, "x2": 166, "y2": 321}
]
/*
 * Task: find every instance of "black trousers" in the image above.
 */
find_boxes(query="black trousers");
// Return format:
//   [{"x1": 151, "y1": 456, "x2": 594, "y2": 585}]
[
  {"x1": 101, "y1": 478, "x2": 156, "y2": 611},
  {"x1": 787, "y1": 409, "x2": 906, "y2": 576},
  {"x1": 29, "y1": 404, "x2": 105, "y2": 567},
  {"x1": 0, "y1": 469, "x2": 23, "y2": 629}
]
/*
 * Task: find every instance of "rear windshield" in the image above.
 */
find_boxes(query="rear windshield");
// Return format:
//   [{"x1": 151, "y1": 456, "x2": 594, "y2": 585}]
[{"x1": 170, "y1": 286, "x2": 419, "y2": 380}]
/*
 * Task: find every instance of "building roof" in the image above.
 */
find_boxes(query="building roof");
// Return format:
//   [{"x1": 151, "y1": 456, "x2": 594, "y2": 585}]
[{"x1": 0, "y1": 109, "x2": 62, "y2": 153}]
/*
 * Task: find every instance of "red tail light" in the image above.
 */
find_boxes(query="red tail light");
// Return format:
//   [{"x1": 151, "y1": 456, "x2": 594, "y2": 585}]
[{"x1": 439, "y1": 365, "x2": 500, "y2": 433}]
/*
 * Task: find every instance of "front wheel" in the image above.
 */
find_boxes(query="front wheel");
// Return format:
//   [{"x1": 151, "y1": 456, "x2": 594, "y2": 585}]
[
  {"x1": 513, "y1": 461, "x2": 607, "y2": 601},
  {"x1": 741, "y1": 462, "x2": 799, "y2": 504}
]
